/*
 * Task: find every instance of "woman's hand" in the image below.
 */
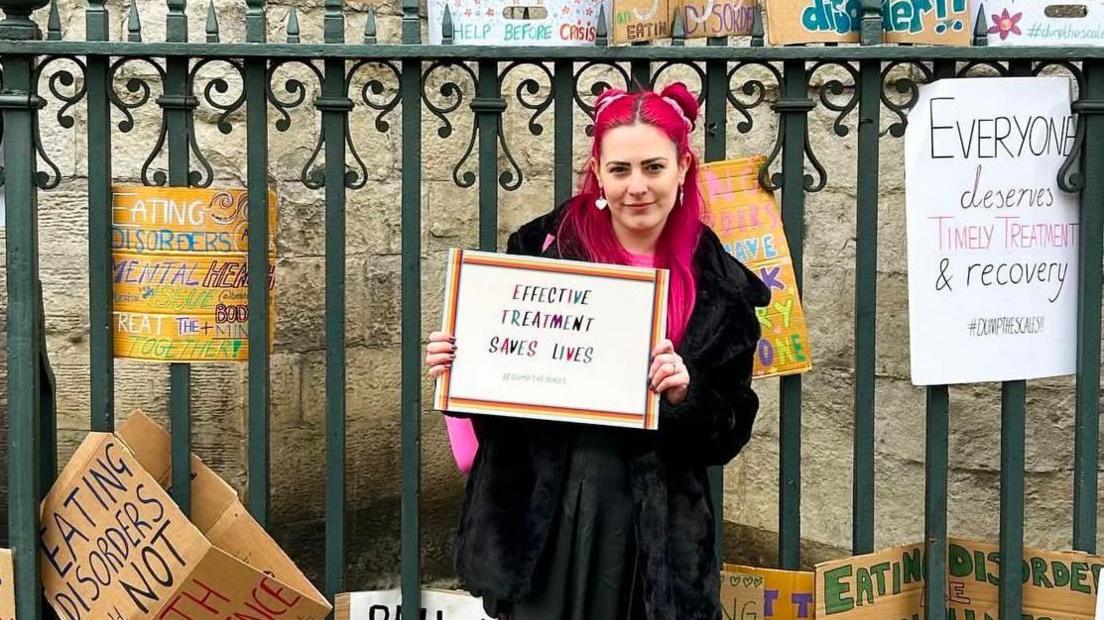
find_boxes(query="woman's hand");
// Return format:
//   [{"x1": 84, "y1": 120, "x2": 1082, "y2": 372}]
[
  {"x1": 425, "y1": 331, "x2": 456, "y2": 378},
  {"x1": 649, "y1": 339, "x2": 689, "y2": 406}
]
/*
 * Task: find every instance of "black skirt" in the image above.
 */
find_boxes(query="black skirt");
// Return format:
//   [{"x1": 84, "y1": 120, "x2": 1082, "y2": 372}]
[{"x1": 483, "y1": 427, "x2": 647, "y2": 620}]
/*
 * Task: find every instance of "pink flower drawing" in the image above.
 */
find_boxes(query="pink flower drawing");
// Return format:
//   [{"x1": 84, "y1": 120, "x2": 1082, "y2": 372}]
[{"x1": 988, "y1": 8, "x2": 1022, "y2": 40}]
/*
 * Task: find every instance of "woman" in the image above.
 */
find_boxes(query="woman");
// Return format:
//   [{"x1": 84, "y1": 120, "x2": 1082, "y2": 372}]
[{"x1": 426, "y1": 83, "x2": 770, "y2": 620}]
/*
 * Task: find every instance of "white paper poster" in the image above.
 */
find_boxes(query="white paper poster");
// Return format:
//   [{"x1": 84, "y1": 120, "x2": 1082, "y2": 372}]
[
  {"x1": 905, "y1": 77, "x2": 1079, "y2": 385},
  {"x1": 343, "y1": 589, "x2": 492, "y2": 619}
]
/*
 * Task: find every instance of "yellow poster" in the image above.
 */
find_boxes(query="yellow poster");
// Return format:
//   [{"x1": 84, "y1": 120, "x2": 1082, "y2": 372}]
[
  {"x1": 0, "y1": 548, "x2": 13, "y2": 620},
  {"x1": 723, "y1": 564, "x2": 815, "y2": 620},
  {"x1": 111, "y1": 185, "x2": 276, "y2": 362},
  {"x1": 698, "y1": 157, "x2": 812, "y2": 378}
]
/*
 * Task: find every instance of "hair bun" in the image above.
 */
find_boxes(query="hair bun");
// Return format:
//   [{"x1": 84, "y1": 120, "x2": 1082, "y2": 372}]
[{"x1": 658, "y1": 83, "x2": 700, "y2": 126}]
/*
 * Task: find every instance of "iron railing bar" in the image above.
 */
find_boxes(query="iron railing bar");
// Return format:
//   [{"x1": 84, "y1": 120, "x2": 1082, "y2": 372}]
[
  {"x1": 400, "y1": 0, "x2": 423, "y2": 614},
  {"x1": 999, "y1": 380, "x2": 1027, "y2": 618},
  {"x1": 553, "y1": 60, "x2": 573, "y2": 207},
  {"x1": 245, "y1": 5, "x2": 272, "y2": 525},
  {"x1": 703, "y1": 36, "x2": 727, "y2": 565},
  {"x1": 852, "y1": 57, "x2": 880, "y2": 556},
  {"x1": 87, "y1": 0, "x2": 114, "y2": 433},
  {"x1": 923, "y1": 57, "x2": 956, "y2": 620},
  {"x1": 165, "y1": 1, "x2": 193, "y2": 515},
  {"x1": 778, "y1": 58, "x2": 807, "y2": 570},
  {"x1": 1074, "y1": 60, "x2": 1104, "y2": 554},
  {"x1": 12, "y1": 41, "x2": 1104, "y2": 61},
  {"x1": 322, "y1": 1, "x2": 350, "y2": 598},
  {"x1": 477, "y1": 60, "x2": 500, "y2": 251},
  {"x1": 4, "y1": 50, "x2": 45, "y2": 620},
  {"x1": 995, "y1": 55, "x2": 1033, "y2": 620}
]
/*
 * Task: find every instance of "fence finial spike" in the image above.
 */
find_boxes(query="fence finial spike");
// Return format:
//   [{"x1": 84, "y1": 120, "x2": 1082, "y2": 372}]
[
  {"x1": 442, "y1": 4, "x2": 454, "y2": 44},
  {"x1": 127, "y1": 1, "x2": 142, "y2": 42},
  {"x1": 47, "y1": 0, "x2": 62, "y2": 40},
  {"x1": 973, "y1": 3, "x2": 988, "y2": 46},
  {"x1": 286, "y1": 5, "x2": 300, "y2": 43},
  {"x1": 671, "y1": 7, "x2": 685, "y2": 46},
  {"x1": 206, "y1": 0, "x2": 220, "y2": 42},
  {"x1": 750, "y1": 4, "x2": 764, "y2": 47},
  {"x1": 363, "y1": 7, "x2": 377, "y2": 43},
  {"x1": 595, "y1": 4, "x2": 608, "y2": 47}
]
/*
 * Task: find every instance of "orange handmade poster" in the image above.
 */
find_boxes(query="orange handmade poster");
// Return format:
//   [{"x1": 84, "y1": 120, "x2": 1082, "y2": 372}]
[
  {"x1": 111, "y1": 185, "x2": 276, "y2": 362},
  {"x1": 698, "y1": 157, "x2": 811, "y2": 378}
]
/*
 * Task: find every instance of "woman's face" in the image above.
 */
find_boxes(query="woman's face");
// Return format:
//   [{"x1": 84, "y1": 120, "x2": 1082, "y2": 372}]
[{"x1": 593, "y1": 122, "x2": 690, "y2": 245}]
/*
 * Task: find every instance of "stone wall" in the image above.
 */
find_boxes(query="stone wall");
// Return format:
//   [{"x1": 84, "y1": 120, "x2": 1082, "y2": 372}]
[{"x1": 0, "y1": 0, "x2": 1101, "y2": 592}]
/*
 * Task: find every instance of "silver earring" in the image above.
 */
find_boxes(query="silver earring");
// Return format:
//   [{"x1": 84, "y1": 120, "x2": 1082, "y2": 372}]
[
  {"x1": 678, "y1": 185, "x2": 684, "y2": 205},
  {"x1": 595, "y1": 191, "x2": 608, "y2": 210}
]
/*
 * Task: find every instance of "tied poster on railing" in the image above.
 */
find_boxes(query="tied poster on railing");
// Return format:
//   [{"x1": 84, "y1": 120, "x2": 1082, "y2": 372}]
[
  {"x1": 111, "y1": 186, "x2": 277, "y2": 363},
  {"x1": 904, "y1": 77, "x2": 1079, "y2": 385}
]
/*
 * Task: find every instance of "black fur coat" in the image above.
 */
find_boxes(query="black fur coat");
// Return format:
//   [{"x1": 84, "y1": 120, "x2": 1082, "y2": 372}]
[{"x1": 449, "y1": 207, "x2": 770, "y2": 619}]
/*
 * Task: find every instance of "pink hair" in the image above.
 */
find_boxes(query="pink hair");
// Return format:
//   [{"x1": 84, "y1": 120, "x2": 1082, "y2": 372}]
[{"x1": 557, "y1": 83, "x2": 704, "y2": 348}]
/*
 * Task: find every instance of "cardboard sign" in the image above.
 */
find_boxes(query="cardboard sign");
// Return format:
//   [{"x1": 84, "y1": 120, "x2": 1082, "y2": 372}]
[
  {"x1": 699, "y1": 157, "x2": 812, "y2": 379},
  {"x1": 904, "y1": 77, "x2": 1078, "y2": 385},
  {"x1": 434, "y1": 249, "x2": 668, "y2": 430},
  {"x1": 720, "y1": 570, "x2": 766, "y2": 620},
  {"x1": 675, "y1": 0, "x2": 757, "y2": 37},
  {"x1": 612, "y1": 0, "x2": 673, "y2": 42},
  {"x1": 815, "y1": 541, "x2": 926, "y2": 618},
  {"x1": 111, "y1": 185, "x2": 276, "y2": 363},
  {"x1": 0, "y1": 549, "x2": 13, "y2": 620},
  {"x1": 335, "y1": 589, "x2": 493, "y2": 619},
  {"x1": 724, "y1": 564, "x2": 815, "y2": 620},
  {"x1": 764, "y1": 0, "x2": 972, "y2": 45},
  {"x1": 39, "y1": 412, "x2": 331, "y2": 620},
  {"x1": 427, "y1": 0, "x2": 612, "y2": 45},
  {"x1": 984, "y1": 1, "x2": 1104, "y2": 46},
  {"x1": 815, "y1": 539, "x2": 1104, "y2": 619}
]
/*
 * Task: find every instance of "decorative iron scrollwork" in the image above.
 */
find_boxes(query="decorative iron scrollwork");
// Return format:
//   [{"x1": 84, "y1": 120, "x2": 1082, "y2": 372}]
[
  {"x1": 726, "y1": 61, "x2": 780, "y2": 135},
  {"x1": 573, "y1": 61, "x2": 631, "y2": 136},
  {"x1": 267, "y1": 59, "x2": 325, "y2": 189},
  {"x1": 422, "y1": 61, "x2": 479, "y2": 188},
  {"x1": 1035, "y1": 61, "x2": 1089, "y2": 192},
  {"x1": 33, "y1": 55, "x2": 87, "y2": 189},
  {"x1": 108, "y1": 57, "x2": 169, "y2": 186},
  {"x1": 189, "y1": 58, "x2": 246, "y2": 187},
  {"x1": 809, "y1": 61, "x2": 859, "y2": 138},
  {"x1": 880, "y1": 61, "x2": 934, "y2": 138},
  {"x1": 346, "y1": 59, "x2": 401, "y2": 189}
]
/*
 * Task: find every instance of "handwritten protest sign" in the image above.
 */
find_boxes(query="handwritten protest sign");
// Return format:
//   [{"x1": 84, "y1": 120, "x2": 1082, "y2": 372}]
[
  {"x1": 724, "y1": 564, "x2": 815, "y2": 619},
  {"x1": 0, "y1": 549, "x2": 13, "y2": 620},
  {"x1": 434, "y1": 249, "x2": 668, "y2": 429},
  {"x1": 720, "y1": 570, "x2": 765, "y2": 620},
  {"x1": 428, "y1": 0, "x2": 612, "y2": 45},
  {"x1": 985, "y1": 1, "x2": 1104, "y2": 47},
  {"x1": 111, "y1": 185, "x2": 276, "y2": 363},
  {"x1": 699, "y1": 157, "x2": 811, "y2": 379},
  {"x1": 764, "y1": 0, "x2": 972, "y2": 45},
  {"x1": 675, "y1": 0, "x2": 757, "y2": 38},
  {"x1": 612, "y1": 0, "x2": 673, "y2": 42},
  {"x1": 904, "y1": 77, "x2": 1079, "y2": 385},
  {"x1": 815, "y1": 539, "x2": 1104, "y2": 620},
  {"x1": 39, "y1": 412, "x2": 331, "y2": 620},
  {"x1": 336, "y1": 589, "x2": 493, "y2": 619}
]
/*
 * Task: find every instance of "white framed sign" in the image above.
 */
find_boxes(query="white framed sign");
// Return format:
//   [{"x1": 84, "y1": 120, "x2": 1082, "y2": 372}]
[
  {"x1": 905, "y1": 77, "x2": 1079, "y2": 385},
  {"x1": 434, "y1": 249, "x2": 669, "y2": 430}
]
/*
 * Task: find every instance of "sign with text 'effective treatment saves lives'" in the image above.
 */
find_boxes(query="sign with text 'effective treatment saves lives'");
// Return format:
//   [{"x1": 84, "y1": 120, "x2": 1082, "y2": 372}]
[
  {"x1": 434, "y1": 249, "x2": 668, "y2": 430},
  {"x1": 904, "y1": 77, "x2": 1079, "y2": 385}
]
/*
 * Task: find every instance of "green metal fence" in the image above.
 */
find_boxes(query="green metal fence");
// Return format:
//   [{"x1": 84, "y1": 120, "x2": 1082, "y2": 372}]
[{"x1": 1, "y1": 1, "x2": 1101, "y2": 619}]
